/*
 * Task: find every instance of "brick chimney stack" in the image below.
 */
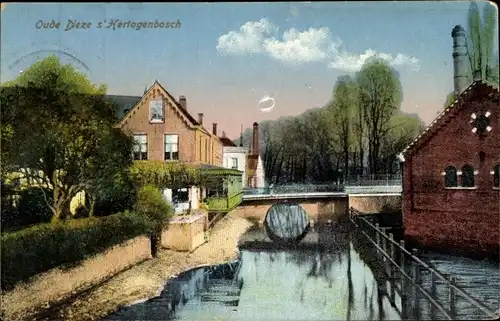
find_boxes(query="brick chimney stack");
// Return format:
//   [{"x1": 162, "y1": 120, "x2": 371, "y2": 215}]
[
  {"x1": 179, "y1": 95, "x2": 187, "y2": 110},
  {"x1": 451, "y1": 25, "x2": 470, "y2": 97},
  {"x1": 212, "y1": 123, "x2": 217, "y2": 136},
  {"x1": 252, "y1": 122, "x2": 259, "y2": 156},
  {"x1": 198, "y1": 113, "x2": 204, "y2": 125},
  {"x1": 240, "y1": 124, "x2": 243, "y2": 147}
]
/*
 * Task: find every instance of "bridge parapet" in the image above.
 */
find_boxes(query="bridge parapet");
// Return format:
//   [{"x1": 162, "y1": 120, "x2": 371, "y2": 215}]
[
  {"x1": 345, "y1": 185, "x2": 402, "y2": 194},
  {"x1": 243, "y1": 183, "x2": 402, "y2": 198},
  {"x1": 243, "y1": 184, "x2": 344, "y2": 196},
  {"x1": 345, "y1": 174, "x2": 402, "y2": 186}
]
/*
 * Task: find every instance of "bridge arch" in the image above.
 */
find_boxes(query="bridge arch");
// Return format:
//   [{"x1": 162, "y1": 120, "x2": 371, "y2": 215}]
[{"x1": 264, "y1": 201, "x2": 311, "y2": 243}]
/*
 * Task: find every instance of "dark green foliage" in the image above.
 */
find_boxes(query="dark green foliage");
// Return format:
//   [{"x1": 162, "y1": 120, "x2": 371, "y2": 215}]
[
  {"x1": 0, "y1": 211, "x2": 152, "y2": 291},
  {"x1": 93, "y1": 175, "x2": 138, "y2": 217},
  {"x1": 1, "y1": 187, "x2": 53, "y2": 232},
  {"x1": 134, "y1": 185, "x2": 173, "y2": 229}
]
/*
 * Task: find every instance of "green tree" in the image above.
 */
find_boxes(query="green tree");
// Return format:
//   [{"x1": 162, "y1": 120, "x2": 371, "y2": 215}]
[
  {"x1": 467, "y1": 1, "x2": 498, "y2": 82},
  {"x1": 379, "y1": 113, "x2": 425, "y2": 173},
  {"x1": 356, "y1": 58, "x2": 403, "y2": 175},
  {"x1": 443, "y1": 91, "x2": 457, "y2": 108},
  {"x1": 329, "y1": 75, "x2": 358, "y2": 179},
  {"x1": 0, "y1": 55, "x2": 133, "y2": 222},
  {"x1": 443, "y1": 2, "x2": 498, "y2": 108}
]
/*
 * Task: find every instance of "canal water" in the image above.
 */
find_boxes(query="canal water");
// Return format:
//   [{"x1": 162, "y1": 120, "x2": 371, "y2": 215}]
[{"x1": 104, "y1": 224, "x2": 500, "y2": 321}]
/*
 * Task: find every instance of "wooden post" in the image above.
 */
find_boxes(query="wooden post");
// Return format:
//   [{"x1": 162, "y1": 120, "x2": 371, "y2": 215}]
[
  {"x1": 388, "y1": 232, "x2": 396, "y2": 302},
  {"x1": 411, "y1": 248, "x2": 421, "y2": 321},
  {"x1": 382, "y1": 229, "x2": 389, "y2": 275},
  {"x1": 400, "y1": 240, "x2": 407, "y2": 319},
  {"x1": 389, "y1": 233, "x2": 395, "y2": 278},
  {"x1": 430, "y1": 263, "x2": 437, "y2": 320},
  {"x1": 449, "y1": 276, "x2": 457, "y2": 319},
  {"x1": 375, "y1": 223, "x2": 381, "y2": 254}
]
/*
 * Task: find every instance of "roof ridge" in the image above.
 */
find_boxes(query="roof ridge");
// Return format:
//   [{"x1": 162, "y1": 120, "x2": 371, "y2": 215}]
[
  {"x1": 117, "y1": 81, "x2": 200, "y2": 127},
  {"x1": 399, "y1": 81, "x2": 497, "y2": 159},
  {"x1": 154, "y1": 81, "x2": 200, "y2": 126}
]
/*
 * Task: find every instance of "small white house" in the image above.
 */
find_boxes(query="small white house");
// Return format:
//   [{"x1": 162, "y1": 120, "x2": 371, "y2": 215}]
[{"x1": 219, "y1": 131, "x2": 249, "y2": 187}]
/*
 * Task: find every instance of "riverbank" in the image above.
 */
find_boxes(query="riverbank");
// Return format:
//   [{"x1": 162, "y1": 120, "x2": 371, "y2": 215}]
[{"x1": 6, "y1": 211, "x2": 254, "y2": 321}]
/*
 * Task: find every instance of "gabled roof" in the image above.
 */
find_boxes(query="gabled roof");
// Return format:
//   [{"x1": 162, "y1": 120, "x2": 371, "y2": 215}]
[
  {"x1": 220, "y1": 137, "x2": 237, "y2": 147},
  {"x1": 400, "y1": 81, "x2": 499, "y2": 160},
  {"x1": 155, "y1": 81, "x2": 200, "y2": 126},
  {"x1": 117, "y1": 80, "x2": 199, "y2": 128},
  {"x1": 107, "y1": 94, "x2": 142, "y2": 119}
]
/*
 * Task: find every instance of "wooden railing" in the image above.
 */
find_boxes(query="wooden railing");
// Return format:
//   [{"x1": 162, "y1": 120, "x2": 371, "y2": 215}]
[
  {"x1": 349, "y1": 208, "x2": 497, "y2": 320},
  {"x1": 205, "y1": 192, "x2": 243, "y2": 213}
]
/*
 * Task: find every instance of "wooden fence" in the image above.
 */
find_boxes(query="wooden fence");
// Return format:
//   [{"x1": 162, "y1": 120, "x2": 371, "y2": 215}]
[{"x1": 349, "y1": 208, "x2": 497, "y2": 320}]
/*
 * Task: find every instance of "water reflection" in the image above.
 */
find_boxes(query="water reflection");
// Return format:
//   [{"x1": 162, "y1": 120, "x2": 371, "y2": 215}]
[
  {"x1": 104, "y1": 228, "x2": 401, "y2": 321},
  {"x1": 264, "y1": 202, "x2": 309, "y2": 242},
  {"x1": 104, "y1": 262, "x2": 241, "y2": 320},
  {"x1": 103, "y1": 222, "x2": 500, "y2": 321}
]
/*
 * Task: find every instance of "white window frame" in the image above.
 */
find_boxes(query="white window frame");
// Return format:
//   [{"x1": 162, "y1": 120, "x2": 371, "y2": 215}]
[
  {"x1": 231, "y1": 157, "x2": 238, "y2": 169},
  {"x1": 149, "y1": 99, "x2": 165, "y2": 123},
  {"x1": 133, "y1": 134, "x2": 148, "y2": 160},
  {"x1": 164, "y1": 134, "x2": 179, "y2": 160},
  {"x1": 460, "y1": 165, "x2": 476, "y2": 189}
]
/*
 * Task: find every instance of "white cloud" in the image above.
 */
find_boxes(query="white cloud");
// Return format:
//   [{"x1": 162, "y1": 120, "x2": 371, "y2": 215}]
[
  {"x1": 216, "y1": 19, "x2": 420, "y2": 72},
  {"x1": 216, "y1": 18, "x2": 277, "y2": 55},
  {"x1": 264, "y1": 28, "x2": 340, "y2": 64},
  {"x1": 329, "y1": 49, "x2": 420, "y2": 72}
]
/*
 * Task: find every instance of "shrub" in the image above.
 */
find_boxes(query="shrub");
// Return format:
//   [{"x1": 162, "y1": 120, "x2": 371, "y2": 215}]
[
  {"x1": 93, "y1": 178, "x2": 137, "y2": 217},
  {"x1": 1, "y1": 187, "x2": 53, "y2": 232},
  {"x1": 134, "y1": 185, "x2": 173, "y2": 230},
  {"x1": 0, "y1": 210, "x2": 152, "y2": 291}
]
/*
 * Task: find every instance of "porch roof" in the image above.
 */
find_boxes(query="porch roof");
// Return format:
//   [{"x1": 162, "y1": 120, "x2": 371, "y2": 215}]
[{"x1": 194, "y1": 163, "x2": 243, "y2": 176}]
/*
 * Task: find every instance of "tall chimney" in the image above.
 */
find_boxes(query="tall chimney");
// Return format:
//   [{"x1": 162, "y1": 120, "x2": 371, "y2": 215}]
[
  {"x1": 198, "y1": 113, "x2": 204, "y2": 125},
  {"x1": 212, "y1": 123, "x2": 217, "y2": 136},
  {"x1": 179, "y1": 95, "x2": 187, "y2": 110},
  {"x1": 240, "y1": 124, "x2": 243, "y2": 147},
  {"x1": 451, "y1": 25, "x2": 470, "y2": 97},
  {"x1": 252, "y1": 122, "x2": 259, "y2": 156}
]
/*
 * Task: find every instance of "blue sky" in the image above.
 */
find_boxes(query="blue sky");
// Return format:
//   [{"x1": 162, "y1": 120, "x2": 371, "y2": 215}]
[{"x1": 1, "y1": 2, "x2": 498, "y2": 138}]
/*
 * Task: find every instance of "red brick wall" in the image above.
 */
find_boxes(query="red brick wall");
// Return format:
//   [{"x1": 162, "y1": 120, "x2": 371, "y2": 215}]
[
  {"x1": 120, "y1": 85, "x2": 197, "y2": 163},
  {"x1": 119, "y1": 83, "x2": 223, "y2": 166},
  {"x1": 403, "y1": 95, "x2": 500, "y2": 257}
]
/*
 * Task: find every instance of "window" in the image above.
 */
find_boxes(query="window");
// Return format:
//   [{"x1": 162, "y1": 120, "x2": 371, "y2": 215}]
[
  {"x1": 133, "y1": 134, "x2": 147, "y2": 160},
  {"x1": 231, "y1": 157, "x2": 238, "y2": 169},
  {"x1": 444, "y1": 166, "x2": 458, "y2": 187},
  {"x1": 493, "y1": 165, "x2": 500, "y2": 188},
  {"x1": 205, "y1": 140, "x2": 208, "y2": 163},
  {"x1": 149, "y1": 100, "x2": 164, "y2": 123},
  {"x1": 172, "y1": 188, "x2": 189, "y2": 203},
  {"x1": 461, "y1": 165, "x2": 475, "y2": 187},
  {"x1": 164, "y1": 134, "x2": 179, "y2": 160}
]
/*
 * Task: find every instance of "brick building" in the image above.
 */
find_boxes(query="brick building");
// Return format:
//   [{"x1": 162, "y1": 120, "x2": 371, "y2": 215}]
[
  {"x1": 115, "y1": 81, "x2": 223, "y2": 166},
  {"x1": 398, "y1": 25, "x2": 500, "y2": 259}
]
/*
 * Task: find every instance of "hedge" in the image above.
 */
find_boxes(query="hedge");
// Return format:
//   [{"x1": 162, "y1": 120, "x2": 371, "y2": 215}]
[
  {"x1": 1, "y1": 187, "x2": 53, "y2": 232},
  {"x1": 0, "y1": 210, "x2": 152, "y2": 291}
]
